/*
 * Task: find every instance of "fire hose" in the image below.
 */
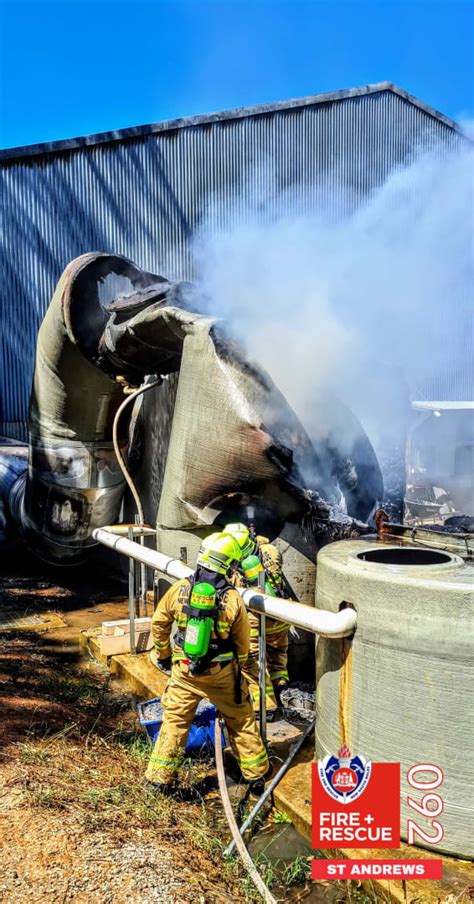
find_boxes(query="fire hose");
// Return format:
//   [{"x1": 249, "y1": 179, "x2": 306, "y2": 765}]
[
  {"x1": 112, "y1": 377, "x2": 163, "y2": 524},
  {"x1": 214, "y1": 717, "x2": 277, "y2": 904},
  {"x1": 111, "y1": 376, "x2": 162, "y2": 616}
]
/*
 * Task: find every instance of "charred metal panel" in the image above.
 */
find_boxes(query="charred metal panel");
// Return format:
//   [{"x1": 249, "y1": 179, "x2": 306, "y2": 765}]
[{"x1": 0, "y1": 85, "x2": 467, "y2": 439}]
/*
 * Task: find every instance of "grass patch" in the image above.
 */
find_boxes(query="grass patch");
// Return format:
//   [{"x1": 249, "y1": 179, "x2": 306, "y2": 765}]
[
  {"x1": 17, "y1": 743, "x2": 52, "y2": 763},
  {"x1": 113, "y1": 729, "x2": 152, "y2": 761},
  {"x1": 283, "y1": 852, "x2": 310, "y2": 886},
  {"x1": 19, "y1": 732, "x2": 207, "y2": 833},
  {"x1": 4, "y1": 634, "x2": 378, "y2": 904},
  {"x1": 26, "y1": 788, "x2": 67, "y2": 810},
  {"x1": 19, "y1": 728, "x2": 264, "y2": 900},
  {"x1": 36, "y1": 672, "x2": 125, "y2": 711}
]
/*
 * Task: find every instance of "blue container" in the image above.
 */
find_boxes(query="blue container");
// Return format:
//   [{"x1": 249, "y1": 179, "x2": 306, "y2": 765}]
[{"x1": 137, "y1": 697, "x2": 222, "y2": 755}]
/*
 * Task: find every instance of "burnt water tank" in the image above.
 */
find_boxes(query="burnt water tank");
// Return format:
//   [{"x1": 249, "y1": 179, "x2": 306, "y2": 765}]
[{"x1": 315, "y1": 539, "x2": 474, "y2": 859}]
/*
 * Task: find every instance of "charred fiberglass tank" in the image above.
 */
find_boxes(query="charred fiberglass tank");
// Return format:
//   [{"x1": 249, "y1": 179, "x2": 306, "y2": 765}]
[
  {"x1": 315, "y1": 539, "x2": 474, "y2": 859},
  {"x1": 2, "y1": 253, "x2": 383, "y2": 577},
  {"x1": 4, "y1": 253, "x2": 181, "y2": 562}
]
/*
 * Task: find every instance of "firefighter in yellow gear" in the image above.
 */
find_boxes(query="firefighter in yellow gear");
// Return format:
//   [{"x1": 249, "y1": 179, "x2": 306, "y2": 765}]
[
  {"x1": 146, "y1": 532, "x2": 269, "y2": 791},
  {"x1": 223, "y1": 523, "x2": 290, "y2": 715}
]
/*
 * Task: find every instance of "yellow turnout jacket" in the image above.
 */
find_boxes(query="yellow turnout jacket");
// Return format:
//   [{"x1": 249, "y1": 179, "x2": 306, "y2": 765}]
[{"x1": 151, "y1": 578, "x2": 250, "y2": 666}]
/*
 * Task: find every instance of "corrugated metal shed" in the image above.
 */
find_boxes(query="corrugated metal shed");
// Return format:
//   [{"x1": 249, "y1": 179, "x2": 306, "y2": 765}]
[{"x1": 0, "y1": 82, "x2": 469, "y2": 439}]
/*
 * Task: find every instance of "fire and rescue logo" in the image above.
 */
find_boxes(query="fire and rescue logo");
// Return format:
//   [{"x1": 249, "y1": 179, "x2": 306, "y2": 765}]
[{"x1": 318, "y1": 744, "x2": 372, "y2": 804}]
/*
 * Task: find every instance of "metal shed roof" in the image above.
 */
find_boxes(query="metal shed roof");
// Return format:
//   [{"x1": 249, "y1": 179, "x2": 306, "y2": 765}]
[{"x1": 0, "y1": 81, "x2": 463, "y2": 161}]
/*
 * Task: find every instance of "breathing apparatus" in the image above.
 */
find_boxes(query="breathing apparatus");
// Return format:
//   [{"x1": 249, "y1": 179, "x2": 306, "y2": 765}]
[
  {"x1": 241, "y1": 554, "x2": 277, "y2": 596},
  {"x1": 183, "y1": 582, "x2": 218, "y2": 660},
  {"x1": 182, "y1": 532, "x2": 242, "y2": 672}
]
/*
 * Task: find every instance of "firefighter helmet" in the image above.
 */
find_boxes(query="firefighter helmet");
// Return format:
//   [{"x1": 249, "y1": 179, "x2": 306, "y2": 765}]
[
  {"x1": 223, "y1": 522, "x2": 256, "y2": 558},
  {"x1": 196, "y1": 532, "x2": 242, "y2": 574}
]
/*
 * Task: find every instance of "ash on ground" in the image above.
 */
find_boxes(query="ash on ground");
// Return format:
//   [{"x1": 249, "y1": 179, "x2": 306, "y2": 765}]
[{"x1": 280, "y1": 684, "x2": 315, "y2": 723}]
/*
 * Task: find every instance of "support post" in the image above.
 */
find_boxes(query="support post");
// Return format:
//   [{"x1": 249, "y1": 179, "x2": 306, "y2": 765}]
[
  {"x1": 135, "y1": 515, "x2": 147, "y2": 618},
  {"x1": 128, "y1": 526, "x2": 136, "y2": 653},
  {"x1": 257, "y1": 571, "x2": 267, "y2": 746}
]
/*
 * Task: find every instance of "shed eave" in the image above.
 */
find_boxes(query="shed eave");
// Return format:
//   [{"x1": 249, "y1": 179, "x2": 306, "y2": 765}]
[{"x1": 0, "y1": 81, "x2": 463, "y2": 163}]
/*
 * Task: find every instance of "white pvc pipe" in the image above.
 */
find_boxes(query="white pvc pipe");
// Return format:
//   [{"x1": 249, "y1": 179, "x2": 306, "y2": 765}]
[
  {"x1": 93, "y1": 527, "x2": 357, "y2": 638},
  {"x1": 101, "y1": 524, "x2": 157, "y2": 537},
  {"x1": 94, "y1": 528, "x2": 192, "y2": 580},
  {"x1": 238, "y1": 586, "x2": 357, "y2": 637}
]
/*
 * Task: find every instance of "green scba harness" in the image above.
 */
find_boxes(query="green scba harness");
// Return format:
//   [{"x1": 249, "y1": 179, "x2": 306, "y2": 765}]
[
  {"x1": 176, "y1": 581, "x2": 242, "y2": 702},
  {"x1": 176, "y1": 582, "x2": 235, "y2": 672},
  {"x1": 183, "y1": 583, "x2": 219, "y2": 660}
]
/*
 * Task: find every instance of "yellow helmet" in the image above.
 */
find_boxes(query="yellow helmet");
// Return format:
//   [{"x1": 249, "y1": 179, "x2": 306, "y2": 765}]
[
  {"x1": 196, "y1": 532, "x2": 242, "y2": 574},
  {"x1": 223, "y1": 522, "x2": 256, "y2": 558}
]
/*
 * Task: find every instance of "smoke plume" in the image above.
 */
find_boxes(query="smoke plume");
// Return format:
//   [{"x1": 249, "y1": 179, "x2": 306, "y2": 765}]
[{"x1": 193, "y1": 140, "x2": 473, "y2": 463}]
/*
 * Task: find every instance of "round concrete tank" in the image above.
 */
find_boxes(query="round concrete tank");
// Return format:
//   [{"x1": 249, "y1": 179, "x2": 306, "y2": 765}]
[{"x1": 315, "y1": 539, "x2": 474, "y2": 859}]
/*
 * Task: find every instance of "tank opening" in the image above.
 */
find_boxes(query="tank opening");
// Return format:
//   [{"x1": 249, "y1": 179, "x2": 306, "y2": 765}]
[{"x1": 357, "y1": 548, "x2": 453, "y2": 566}]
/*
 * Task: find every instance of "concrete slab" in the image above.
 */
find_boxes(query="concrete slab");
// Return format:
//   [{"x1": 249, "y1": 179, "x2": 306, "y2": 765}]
[
  {"x1": 274, "y1": 741, "x2": 314, "y2": 841},
  {"x1": 266, "y1": 719, "x2": 302, "y2": 745},
  {"x1": 80, "y1": 628, "x2": 167, "y2": 699}
]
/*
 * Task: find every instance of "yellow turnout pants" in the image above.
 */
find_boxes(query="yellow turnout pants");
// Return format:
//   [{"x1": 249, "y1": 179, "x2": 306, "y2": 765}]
[
  {"x1": 145, "y1": 660, "x2": 269, "y2": 785},
  {"x1": 241, "y1": 623, "x2": 289, "y2": 713}
]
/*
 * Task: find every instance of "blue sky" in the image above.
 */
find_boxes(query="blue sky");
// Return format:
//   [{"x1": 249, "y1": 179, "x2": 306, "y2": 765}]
[{"x1": 0, "y1": 0, "x2": 472, "y2": 150}]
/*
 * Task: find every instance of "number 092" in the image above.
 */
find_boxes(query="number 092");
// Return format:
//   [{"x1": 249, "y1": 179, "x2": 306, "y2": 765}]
[{"x1": 407, "y1": 764, "x2": 444, "y2": 845}]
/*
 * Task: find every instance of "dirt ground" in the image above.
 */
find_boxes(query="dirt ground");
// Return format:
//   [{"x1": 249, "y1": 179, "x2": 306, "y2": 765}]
[
  {"x1": 0, "y1": 625, "x2": 261, "y2": 903},
  {"x1": 0, "y1": 553, "x2": 271, "y2": 904}
]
